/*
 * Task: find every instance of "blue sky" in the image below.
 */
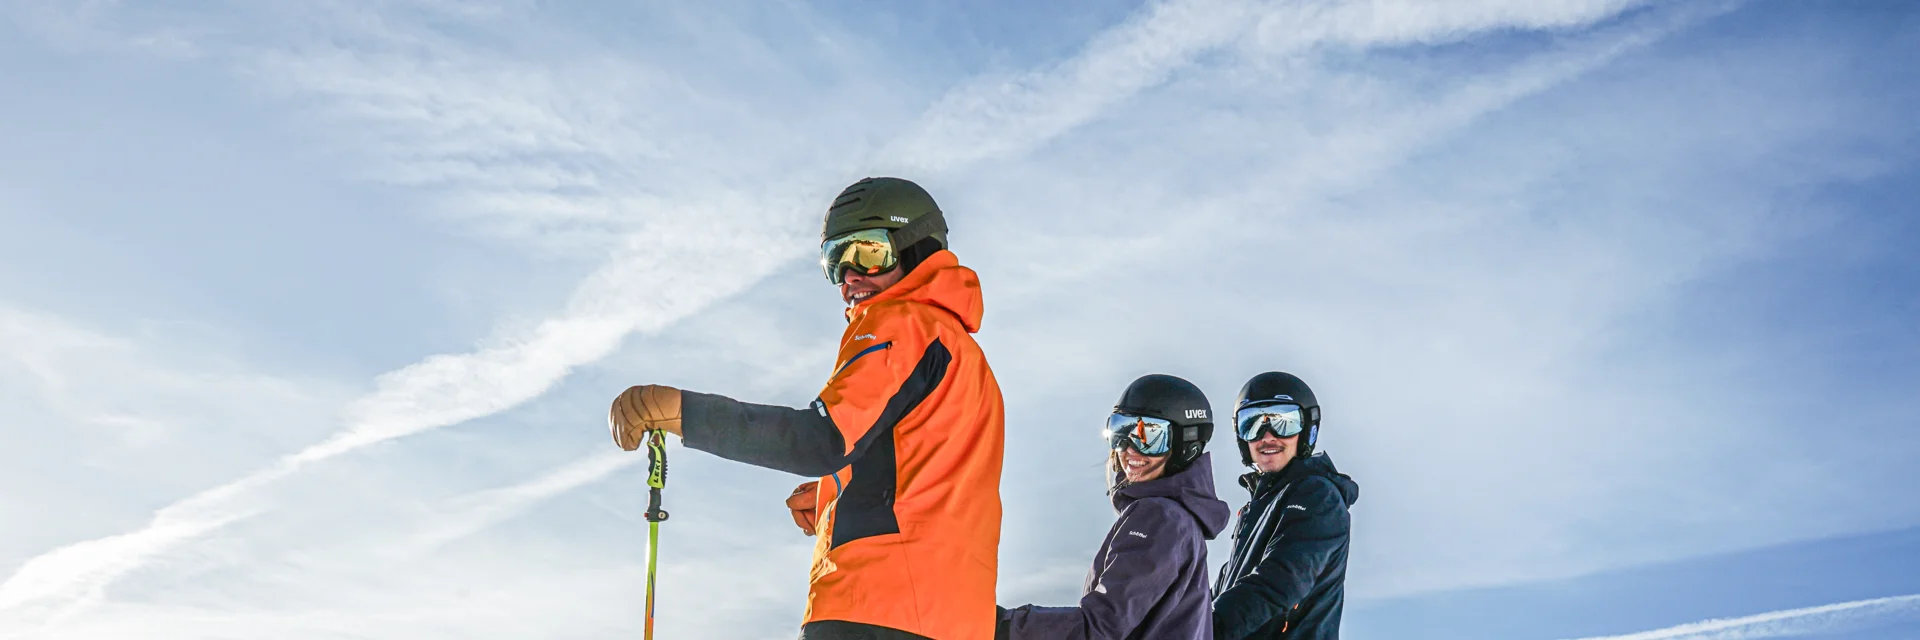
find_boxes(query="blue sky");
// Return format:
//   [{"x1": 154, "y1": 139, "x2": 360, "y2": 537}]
[{"x1": 2, "y1": 1, "x2": 1917, "y2": 638}]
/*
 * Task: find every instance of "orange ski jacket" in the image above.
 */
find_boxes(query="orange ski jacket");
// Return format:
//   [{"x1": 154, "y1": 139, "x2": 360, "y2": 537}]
[{"x1": 681, "y1": 249, "x2": 1005, "y2": 639}]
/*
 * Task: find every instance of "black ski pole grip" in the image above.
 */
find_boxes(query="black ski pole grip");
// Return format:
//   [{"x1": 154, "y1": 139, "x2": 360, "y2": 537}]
[{"x1": 646, "y1": 487, "x2": 668, "y2": 522}]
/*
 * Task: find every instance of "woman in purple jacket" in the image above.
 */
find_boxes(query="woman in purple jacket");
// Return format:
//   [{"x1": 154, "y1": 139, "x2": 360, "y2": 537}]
[{"x1": 999, "y1": 374, "x2": 1233, "y2": 640}]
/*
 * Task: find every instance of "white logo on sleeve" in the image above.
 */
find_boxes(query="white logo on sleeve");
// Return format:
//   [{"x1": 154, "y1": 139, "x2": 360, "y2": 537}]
[
  {"x1": 1286, "y1": 504, "x2": 1307, "y2": 511},
  {"x1": 1128, "y1": 531, "x2": 1148, "y2": 539},
  {"x1": 853, "y1": 334, "x2": 877, "y2": 341}
]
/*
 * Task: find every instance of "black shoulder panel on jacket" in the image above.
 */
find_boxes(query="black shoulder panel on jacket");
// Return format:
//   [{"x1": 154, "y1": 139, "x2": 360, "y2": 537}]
[{"x1": 832, "y1": 338, "x2": 952, "y2": 549}]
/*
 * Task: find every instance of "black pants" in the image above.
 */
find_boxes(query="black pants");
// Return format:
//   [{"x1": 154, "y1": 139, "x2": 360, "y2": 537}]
[{"x1": 799, "y1": 620, "x2": 932, "y2": 640}]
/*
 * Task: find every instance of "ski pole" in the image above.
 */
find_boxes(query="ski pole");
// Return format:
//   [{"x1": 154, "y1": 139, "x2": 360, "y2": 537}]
[{"x1": 644, "y1": 428, "x2": 669, "y2": 640}]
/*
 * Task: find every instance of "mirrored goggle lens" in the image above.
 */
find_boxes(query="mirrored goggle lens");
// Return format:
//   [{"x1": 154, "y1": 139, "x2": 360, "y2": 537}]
[
  {"x1": 1106, "y1": 412, "x2": 1173, "y2": 456},
  {"x1": 821, "y1": 228, "x2": 898, "y2": 284},
  {"x1": 1236, "y1": 403, "x2": 1303, "y2": 441}
]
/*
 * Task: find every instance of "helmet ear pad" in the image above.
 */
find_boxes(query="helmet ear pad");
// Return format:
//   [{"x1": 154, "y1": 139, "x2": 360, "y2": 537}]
[
  {"x1": 894, "y1": 237, "x2": 944, "y2": 276},
  {"x1": 1163, "y1": 421, "x2": 1212, "y2": 476},
  {"x1": 1299, "y1": 407, "x2": 1321, "y2": 458}
]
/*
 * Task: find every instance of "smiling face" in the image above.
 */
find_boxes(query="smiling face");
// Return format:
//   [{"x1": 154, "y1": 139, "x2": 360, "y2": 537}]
[
  {"x1": 839, "y1": 266, "x2": 907, "y2": 306},
  {"x1": 1248, "y1": 431, "x2": 1300, "y2": 473},
  {"x1": 1116, "y1": 446, "x2": 1170, "y2": 484}
]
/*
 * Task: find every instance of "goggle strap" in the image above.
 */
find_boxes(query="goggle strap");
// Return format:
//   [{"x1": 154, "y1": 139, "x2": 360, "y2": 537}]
[{"x1": 889, "y1": 211, "x2": 947, "y2": 249}]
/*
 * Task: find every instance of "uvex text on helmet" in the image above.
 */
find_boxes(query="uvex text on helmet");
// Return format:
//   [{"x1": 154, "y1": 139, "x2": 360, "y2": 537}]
[
  {"x1": 1113, "y1": 374, "x2": 1214, "y2": 476},
  {"x1": 822, "y1": 177, "x2": 949, "y2": 252},
  {"x1": 1234, "y1": 371, "x2": 1322, "y2": 467}
]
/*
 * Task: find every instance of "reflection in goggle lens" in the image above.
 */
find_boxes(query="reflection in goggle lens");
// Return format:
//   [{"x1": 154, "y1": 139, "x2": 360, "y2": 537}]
[
  {"x1": 1106, "y1": 412, "x2": 1172, "y2": 456},
  {"x1": 1236, "y1": 403, "x2": 1303, "y2": 441},
  {"x1": 821, "y1": 229, "x2": 898, "y2": 285}
]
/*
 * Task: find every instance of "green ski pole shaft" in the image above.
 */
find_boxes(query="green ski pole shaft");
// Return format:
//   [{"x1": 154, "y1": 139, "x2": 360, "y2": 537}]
[
  {"x1": 646, "y1": 520, "x2": 660, "y2": 638},
  {"x1": 644, "y1": 429, "x2": 669, "y2": 639}
]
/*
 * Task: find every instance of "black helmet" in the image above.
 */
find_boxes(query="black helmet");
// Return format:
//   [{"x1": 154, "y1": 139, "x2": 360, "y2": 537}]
[
  {"x1": 1112, "y1": 374, "x2": 1214, "y2": 476},
  {"x1": 1234, "y1": 371, "x2": 1322, "y2": 467}
]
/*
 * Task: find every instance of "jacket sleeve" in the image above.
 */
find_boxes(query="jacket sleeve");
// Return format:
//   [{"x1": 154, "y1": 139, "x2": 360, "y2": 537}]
[
  {"x1": 1211, "y1": 477, "x2": 1349, "y2": 640},
  {"x1": 1001, "y1": 500, "x2": 1193, "y2": 640},
  {"x1": 679, "y1": 308, "x2": 946, "y2": 478}
]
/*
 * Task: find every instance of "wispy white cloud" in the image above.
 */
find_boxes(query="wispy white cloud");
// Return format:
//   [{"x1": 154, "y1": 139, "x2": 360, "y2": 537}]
[
  {"x1": 881, "y1": 0, "x2": 1677, "y2": 173},
  {"x1": 0, "y1": 309, "x2": 341, "y2": 454},
  {"x1": 1244, "y1": 1, "x2": 1737, "y2": 198},
  {"x1": 0, "y1": 307, "x2": 353, "y2": 631},
  {"x1": 0, "y1": 216, "x2": 802, "y2": 617},
  {"x1": 1246, "y1": 0, "x2": 1659, "y2": 49},
  {"x1": 880, "y1": 0, "x2": 1263, "y2": 171},
  {"x1": 1, "y1": 1, "x2": 821, "y2": 622},
  {"x1": 1565, "y1": 594, "x2": 1920, "y2": 640},
  {"x1": 407, "y1": 451, "x2": 639, "y2": 551}
]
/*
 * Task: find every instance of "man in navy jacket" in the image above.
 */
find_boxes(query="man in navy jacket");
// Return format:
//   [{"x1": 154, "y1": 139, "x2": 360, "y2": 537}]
[{"x1": 1213, "y1": 372, "x2": 1360, "y2": 640}]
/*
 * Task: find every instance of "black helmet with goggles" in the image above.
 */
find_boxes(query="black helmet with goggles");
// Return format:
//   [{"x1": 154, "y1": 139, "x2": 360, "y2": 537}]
[
  {"x1": 1233, "y1": 371, "x2": 1321, "y2": 467},
  {"x1": 1106, "y1": 374, "x2": 1213, "y2": 476}
]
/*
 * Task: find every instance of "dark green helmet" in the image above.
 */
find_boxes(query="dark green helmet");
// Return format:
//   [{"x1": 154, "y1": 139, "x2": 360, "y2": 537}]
[{"x1": 822, "y1": 177, "x2": 949, "y2": 252}]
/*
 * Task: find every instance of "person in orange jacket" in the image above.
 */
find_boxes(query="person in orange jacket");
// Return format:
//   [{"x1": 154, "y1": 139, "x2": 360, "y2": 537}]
[{"x1": 610, "y1": 177, "x2": 1006, "y2": 640}]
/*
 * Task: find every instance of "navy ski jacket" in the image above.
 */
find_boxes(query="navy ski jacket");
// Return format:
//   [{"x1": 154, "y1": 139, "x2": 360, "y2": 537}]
[
  {"x1": 1000, "y1": 453, "x2": 1233, "y2": 640},
  {"x1": 1212, "y1": 454, "x2": 1359, "y2": 640}
]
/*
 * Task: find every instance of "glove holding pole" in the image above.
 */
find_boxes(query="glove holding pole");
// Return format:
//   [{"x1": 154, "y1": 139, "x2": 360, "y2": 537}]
[
  {"x1": 610, "y1": 384, "x2": 680, "y2": 640},
  {"x1": 610, "y1": 384, "x2": 678, "y2": 524},
  {"x1": 611, "y1": 384, "x2": 684, "y2": 446}
]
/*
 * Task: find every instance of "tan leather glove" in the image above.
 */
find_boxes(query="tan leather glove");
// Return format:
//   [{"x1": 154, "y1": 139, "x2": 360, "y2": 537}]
[
  {"x1": 610, "y1": 384, "x2": 683, "y2": 451},
  {"x1": 786, "y1": 480, "x2": 820, "y2": 536}
]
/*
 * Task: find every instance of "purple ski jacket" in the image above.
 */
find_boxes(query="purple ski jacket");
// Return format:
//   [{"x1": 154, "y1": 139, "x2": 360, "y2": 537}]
[{"x1": 1000, "y1": 453, "x2": 1233, "y2": 640}]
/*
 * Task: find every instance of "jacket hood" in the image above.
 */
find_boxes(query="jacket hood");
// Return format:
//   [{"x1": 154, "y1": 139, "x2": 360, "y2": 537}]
[
  {"x1": 1242, "y1": 453, "x2": 1360, "y2": 507},
  {"x1": 847, "y1": 249, "x2": 984, "y2": 333},
  {"x1": 1113, "y1": 452, "x2": 1233, "y2": 539}
]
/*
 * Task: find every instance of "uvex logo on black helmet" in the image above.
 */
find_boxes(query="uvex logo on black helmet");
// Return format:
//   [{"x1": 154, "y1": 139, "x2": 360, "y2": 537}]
[
  {"x1": 820, "y1": 177, "x2": 949, "y2": 285},
  {"x1": 1109, "y1": 374, "x2": 1214, "y2": 475}
]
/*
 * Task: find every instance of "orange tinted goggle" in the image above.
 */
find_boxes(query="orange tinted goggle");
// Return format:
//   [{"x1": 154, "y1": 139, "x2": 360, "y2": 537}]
[{"x1": 821, "y1": 228, "x2": 899, "y2": 285}]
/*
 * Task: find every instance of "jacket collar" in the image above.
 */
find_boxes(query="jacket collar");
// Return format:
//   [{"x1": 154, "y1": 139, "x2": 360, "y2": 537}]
[{"x1": 844, "y1": 249, "x2": 984, "y2": 333}]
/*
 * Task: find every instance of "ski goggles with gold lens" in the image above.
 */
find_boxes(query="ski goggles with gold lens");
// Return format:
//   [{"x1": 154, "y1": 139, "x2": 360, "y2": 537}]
[
  {"x1": 821, "y1": 228, "x2": 899, "y2": 285},
  {"x1": 1106, "y1": 412, "x2": 1173, "y2": 456},
  {"x1": 1235, "y1": 403, "x2": 1304, "y2": 441}
]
